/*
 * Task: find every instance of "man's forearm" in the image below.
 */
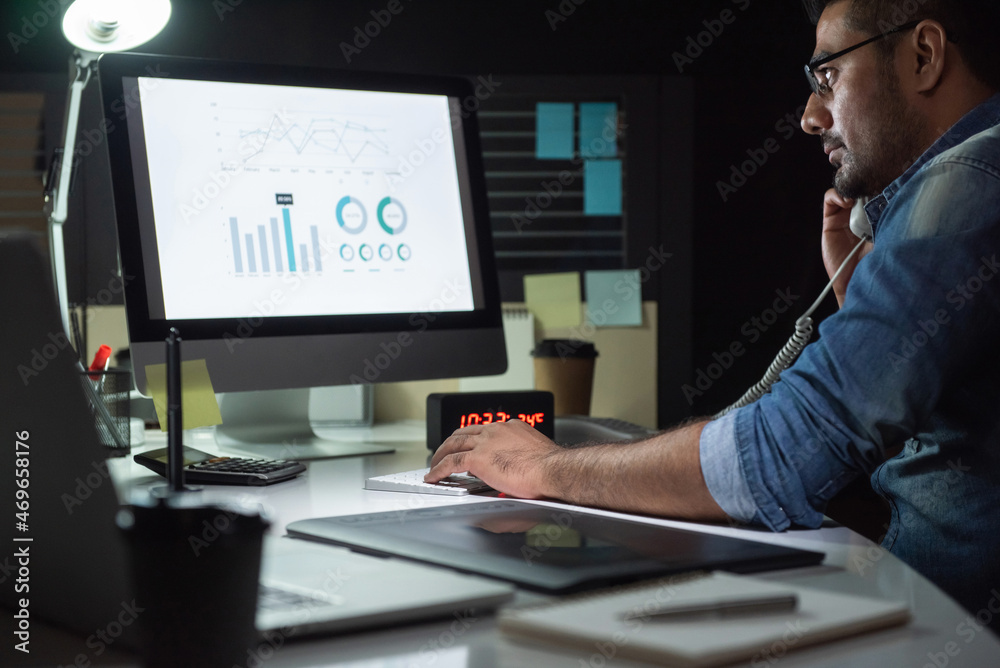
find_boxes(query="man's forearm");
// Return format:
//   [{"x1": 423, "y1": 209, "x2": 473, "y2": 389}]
[{"x1": 539, "y1": 420, "x2": 730, "y2": 521}]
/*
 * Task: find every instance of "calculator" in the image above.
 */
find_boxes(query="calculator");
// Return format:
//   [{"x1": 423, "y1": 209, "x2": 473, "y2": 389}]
[{"x1": 134, "y1": 446, "x2": 306, "y2": 486}]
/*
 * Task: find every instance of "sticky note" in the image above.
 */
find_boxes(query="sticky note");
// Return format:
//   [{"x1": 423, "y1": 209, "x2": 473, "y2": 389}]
[
  {"x1": 524, "y1": 272, "x2": 582, "y2": 329},
  {"x1": 579, "y1": 102, "x2": 617, "y2": 157},
  {"x1": 145, "y1": 359, "x2": 223, "y2": 431},
  {"x1": 585, "y1": 270, "x2": 643, "y2": 327},
  {"x1": 584, "y1": 159, "x2": 622, "y2": 216},
  {"x1": 535, "y1": 102, "x2": 574, "y2": 159}
]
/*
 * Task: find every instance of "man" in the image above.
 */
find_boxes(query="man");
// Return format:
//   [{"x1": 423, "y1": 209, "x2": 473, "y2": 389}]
[{"x1": 427, "y1": 0, "x2": 1000, "y2": 624}]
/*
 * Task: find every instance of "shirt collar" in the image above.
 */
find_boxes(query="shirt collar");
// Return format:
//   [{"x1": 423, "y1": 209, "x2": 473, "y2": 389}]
[{"x1": 865, "y1": 92, "x2": 1000, "y2": 228}]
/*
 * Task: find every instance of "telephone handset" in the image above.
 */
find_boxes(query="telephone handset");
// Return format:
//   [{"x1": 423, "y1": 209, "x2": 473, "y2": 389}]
[
  {"x1": 715, "y1": 199, "x2": 872, "y2": 418},
  {"x1": 849, "y1": 197, "x2": 873, "y2": 240}
]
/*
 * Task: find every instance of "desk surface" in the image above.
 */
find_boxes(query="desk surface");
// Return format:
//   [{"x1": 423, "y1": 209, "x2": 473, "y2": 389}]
[{"x1": 107, "y1": 423, "x2": 1000, "y2": 667}]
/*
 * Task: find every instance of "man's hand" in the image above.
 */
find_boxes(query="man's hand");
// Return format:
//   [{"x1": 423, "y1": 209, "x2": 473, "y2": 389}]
[
  {"x1": 426, "y1": 420, "x2": 560, "y2": 499},
  {"x1": 821, "y1": 188, "x2": 872, "y2": 307},
  {"x1": 426, "y1": 419, "x2": 729, "y2": 523}
]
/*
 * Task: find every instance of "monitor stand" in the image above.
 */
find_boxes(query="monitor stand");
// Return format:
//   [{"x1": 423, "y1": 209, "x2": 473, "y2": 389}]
[{"x1": 214, "y1": 389, "x2": 395, "y2": 460}]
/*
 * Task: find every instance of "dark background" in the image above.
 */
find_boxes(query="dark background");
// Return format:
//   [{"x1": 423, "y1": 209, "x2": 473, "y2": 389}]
[{"x1": 0, "y1": 0, "x2": 837, "y2": 426}]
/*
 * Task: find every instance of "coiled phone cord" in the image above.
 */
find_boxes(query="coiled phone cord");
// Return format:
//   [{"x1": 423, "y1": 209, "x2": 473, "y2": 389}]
[{"x1": 714, "y1": 236, "x2": 869, "y2": 419}]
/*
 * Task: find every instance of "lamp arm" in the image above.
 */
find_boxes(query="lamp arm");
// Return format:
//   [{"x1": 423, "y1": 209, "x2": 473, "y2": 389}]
[
  {"x1": 47, "y1": 51, "x2": 94, "y2": 225},
  {"x1": 46, "y1": 50, "x2": 94, "y2": 338}
]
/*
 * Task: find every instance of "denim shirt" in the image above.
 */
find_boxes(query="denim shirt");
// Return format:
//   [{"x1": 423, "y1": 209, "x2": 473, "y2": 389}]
[{"x1": 701, "y1": 93, "x2": 1000, "y2": 619}]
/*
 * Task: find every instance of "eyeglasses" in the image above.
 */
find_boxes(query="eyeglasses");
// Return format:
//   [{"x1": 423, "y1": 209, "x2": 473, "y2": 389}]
[{"x1": 804, "y1": 20, "x2": 919, "y2": 96}]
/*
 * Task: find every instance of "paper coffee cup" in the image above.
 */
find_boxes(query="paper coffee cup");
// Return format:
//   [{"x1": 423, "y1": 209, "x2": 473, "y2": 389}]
[{"x1": 532, "y1": 339, "x2": 599, "y2": 416}]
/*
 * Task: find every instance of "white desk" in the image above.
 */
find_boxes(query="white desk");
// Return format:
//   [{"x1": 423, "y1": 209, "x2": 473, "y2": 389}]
[{"x1": 110, "y1": 423, "x2": 1000, "y2": 667}]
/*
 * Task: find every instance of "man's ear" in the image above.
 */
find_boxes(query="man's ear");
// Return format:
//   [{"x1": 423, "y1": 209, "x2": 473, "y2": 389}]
[{"x1": 908, "y1": 19, "x2": 948, "y2": 94}]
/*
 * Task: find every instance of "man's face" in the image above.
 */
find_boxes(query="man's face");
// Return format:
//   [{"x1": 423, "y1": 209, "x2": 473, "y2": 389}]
[{"x1": 801, "y1": 1, "x2": 928, "y2": 199}]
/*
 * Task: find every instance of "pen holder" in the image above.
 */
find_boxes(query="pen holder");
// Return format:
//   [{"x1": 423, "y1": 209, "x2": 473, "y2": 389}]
[
  {"x1": 79, "y1": 367, "x2": 131, "y2": 455},
  {"x1": 117, "y1": 495, "x2": 270, "y2": 668}
]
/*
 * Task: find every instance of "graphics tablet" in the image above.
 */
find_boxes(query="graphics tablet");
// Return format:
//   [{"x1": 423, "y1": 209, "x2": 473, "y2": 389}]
[{"x1": 286, "y1": 501, "x2": 824, "y2": 593}]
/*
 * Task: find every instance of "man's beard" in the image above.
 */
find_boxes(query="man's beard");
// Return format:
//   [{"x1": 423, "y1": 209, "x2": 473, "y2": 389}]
[{"x1": 831, "y1": 69, "x2": 928, "y2": 200}]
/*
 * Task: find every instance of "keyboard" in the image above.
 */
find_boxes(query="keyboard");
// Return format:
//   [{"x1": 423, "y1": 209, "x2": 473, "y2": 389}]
[{"x1": 364, "y1": 468, "x2": 494, "y2": 496}]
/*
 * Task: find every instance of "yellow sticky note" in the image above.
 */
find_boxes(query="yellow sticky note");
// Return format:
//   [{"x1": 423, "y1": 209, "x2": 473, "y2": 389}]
[
  {"x1": 145, "y1": 359, "x2": 223, "y2": 431},
  {"x1": 524, "y1": 272, "x2": 582, "y2": 329}
]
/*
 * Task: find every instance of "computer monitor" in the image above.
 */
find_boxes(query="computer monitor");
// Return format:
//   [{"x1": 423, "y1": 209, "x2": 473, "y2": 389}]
[{"x1": 96, "y1": 53, "x2": 506, "y2": 457}]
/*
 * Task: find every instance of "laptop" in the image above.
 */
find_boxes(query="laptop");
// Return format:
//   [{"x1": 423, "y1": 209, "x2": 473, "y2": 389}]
[{"x1": 0, "y1": 234, "x2": 512, "y2": 663}]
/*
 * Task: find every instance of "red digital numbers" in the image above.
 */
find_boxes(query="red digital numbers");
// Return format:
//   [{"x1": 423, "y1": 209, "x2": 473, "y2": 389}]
[
  {"x1": 517, "y1": 412, "x2": 546, "y2": 428},
  {"x1": 459, "y1": 411, "x2": 545, "y2": 429}
]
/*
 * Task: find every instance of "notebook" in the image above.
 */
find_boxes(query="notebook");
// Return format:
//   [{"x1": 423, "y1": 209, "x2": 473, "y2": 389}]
[
  {"x1": 498, "y1": 571, "x2": 911, "y2": 667},
  {"x1": 0, "y1": 234, "x2": 512, "y2": 662}
]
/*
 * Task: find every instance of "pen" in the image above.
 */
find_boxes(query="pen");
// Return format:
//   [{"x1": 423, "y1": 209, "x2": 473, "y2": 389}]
[
  {"x1": 166, "y1": 328, "x2": 184, "y2": 492},
  {"x1": 88, "y1": 344, "x2": 112, "y2": 380},
  {"x1": 623, "y1": 594, "x2": 798, "y2": 622}
]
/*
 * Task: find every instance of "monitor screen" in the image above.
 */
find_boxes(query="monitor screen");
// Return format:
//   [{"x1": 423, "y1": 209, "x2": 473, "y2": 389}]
[{"x1": 97, "y1": 54, "x2": 505, "y2": 405}]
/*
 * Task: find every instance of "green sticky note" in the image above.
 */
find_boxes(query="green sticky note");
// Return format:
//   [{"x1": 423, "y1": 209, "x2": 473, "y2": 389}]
[
  {"x1": 145, "y1": 359, "x2": 223, "y2": 431},
  {"x1": 585, "y1": 269, "x2": 643, "y2": 327},
  {"x1": 524, "y1": 272, "x2": 582, "y2": 329}
]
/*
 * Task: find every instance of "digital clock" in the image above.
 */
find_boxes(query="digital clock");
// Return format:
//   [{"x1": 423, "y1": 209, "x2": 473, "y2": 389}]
[{"x1": 426, "y1": 391, "x2": 555, "y2": 451}]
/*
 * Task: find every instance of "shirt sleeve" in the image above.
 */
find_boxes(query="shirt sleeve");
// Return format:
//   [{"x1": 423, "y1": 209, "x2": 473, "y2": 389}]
[
  {"x1": 717, "y1": 152, "x2": 1000, "y2": 533},
  {"x1": 699, "y1": 411, "x2": 759, "y2": 523}
]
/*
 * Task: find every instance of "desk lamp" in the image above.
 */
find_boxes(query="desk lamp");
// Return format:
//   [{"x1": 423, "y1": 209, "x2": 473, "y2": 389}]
[{"x1": 46, "y1": 0, "x2": 171, "y2": 336}]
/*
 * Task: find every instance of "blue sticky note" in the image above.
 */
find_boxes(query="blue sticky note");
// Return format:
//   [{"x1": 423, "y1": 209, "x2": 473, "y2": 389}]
[
  {"x1": 584, "y1": 159, "x2": 622, "y2": 216},
  {"x1": 535, "y1": 102, "x2": 574, "y2": 159},
  {"x1": 579, "y1": 102, "x2": 617, "y2": 157},
  {"x1": 585, "y1": 270, "x2": 642, "y2": 327}
]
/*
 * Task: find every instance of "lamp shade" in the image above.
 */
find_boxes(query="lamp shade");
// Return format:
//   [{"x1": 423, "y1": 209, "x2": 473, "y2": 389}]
[{"x1": 62, "y1": 0, "x2": 171, "y2": 53}]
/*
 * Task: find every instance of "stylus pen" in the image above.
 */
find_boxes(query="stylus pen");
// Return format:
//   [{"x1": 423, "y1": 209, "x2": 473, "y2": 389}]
[
  {"x1": 623, "y1": 594, "x2": 798, "y2": 622},
  {"x1": 166, "y1": 327, "x2": 184, "y2": 492}
]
